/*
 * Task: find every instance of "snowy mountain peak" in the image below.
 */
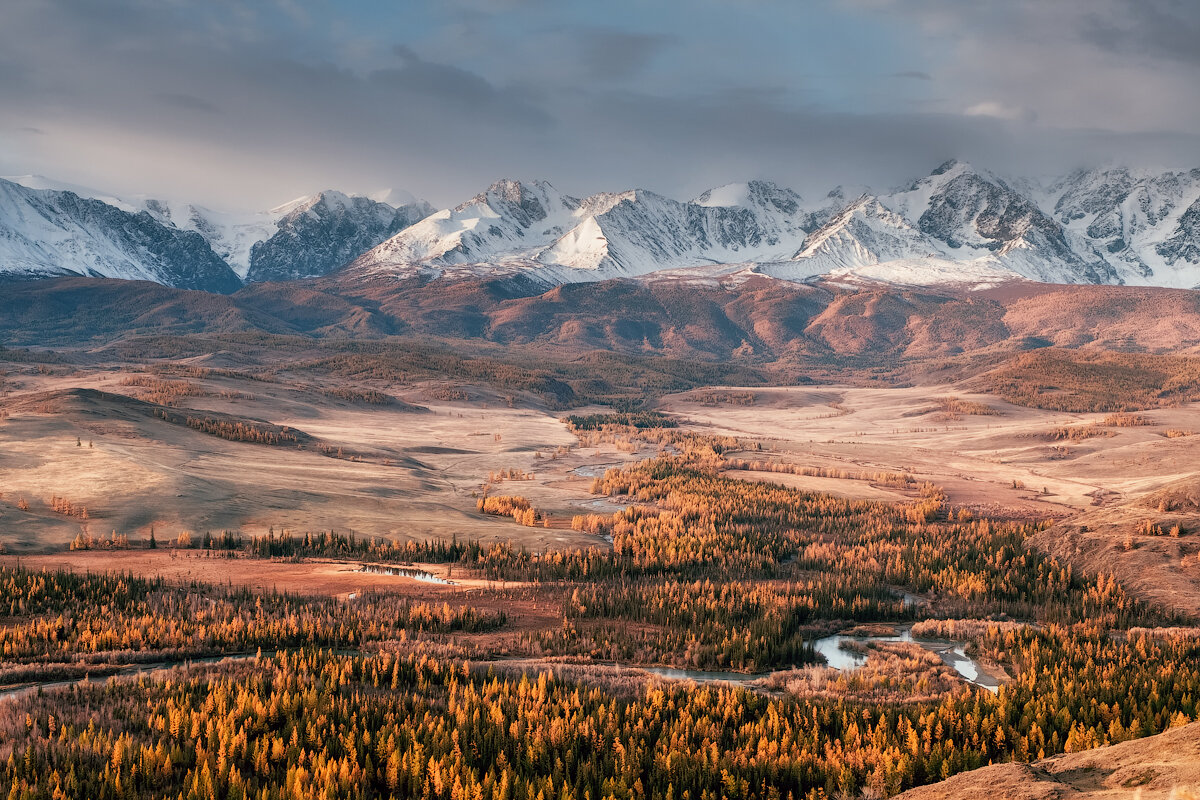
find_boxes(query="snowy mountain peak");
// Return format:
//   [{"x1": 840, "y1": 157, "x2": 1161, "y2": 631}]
[
  {"x1": 269, "y1": 195, "x2": 316, "y2": 216},
  {"x1": 893, "y1": 160, "x2": 987, "y2": 210},
  {"x1": 1048, "y1": 166, "x2": 1200, "y2": 286},
  {"x1": 281, "y1": 190, "x2": 386, "y2": 223},
  {"x1": 576, "y1": 190, "x2": 638, "y2": 217},
  {"x1": 695, "y1": 182, "x2": 756, "y2": 208},
  {"x1": 2, "y1": 174, "x2": 137, "y2": 212},
  {"x1": 244, "y1": 190, "x2": 434, "y2": 283},
  {"x1": 464, "y1": 179, "x2": 563, "y2": 228},
  {"x1": 790, "y1": 194, "x2": 940, "y2": 268},
  {"x1": 0, "y1": 177, "x2": 241, "y2": 291},
  {"x1": 368, "y1": 187, "x2": 419, "y2": 207},
  {"x1": 305, "y1": 190, "x2": 355, "y2": 212},
  {"x1": 7, "y1": 164, "x2": 1200, "y2": 292},
  {"x1": 850, "y1": 161, "x2": 1120, "y2": 283},
  {"x1": 353, "y1": 178, "x2": 572, "y2": 270},
  {"x1": 0, "y1": 175, "x2": 433, "y2": 286},
  {"x1": 930, "y1": 158, "x2": 967, "y2": 177},
  {"x1": 276, "y1": 190, "x2": 375, "y2": 218},
  {"x1": 695, "y1": 180, "x2": 804, "y2": 217}
]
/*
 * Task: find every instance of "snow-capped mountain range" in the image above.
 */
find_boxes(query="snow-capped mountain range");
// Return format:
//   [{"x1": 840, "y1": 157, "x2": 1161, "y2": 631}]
[
  {"x1": 0, "y1": 177, "x2": 242, "y2": 293},
  {"x1": 0, "y1": 176, "x2": 432, "y2": 292},
  {"x1": 3, "y1": 161, "x2": 1200, "y2": 293}
]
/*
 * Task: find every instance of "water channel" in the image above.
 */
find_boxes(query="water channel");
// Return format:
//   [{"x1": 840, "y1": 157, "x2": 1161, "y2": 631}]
[
  {"x1": 0, "y1": 628, "x2": 998, "y2": 705},
  {"x1": 640, "y1": 628, "x2": 999, "y2": 693}
]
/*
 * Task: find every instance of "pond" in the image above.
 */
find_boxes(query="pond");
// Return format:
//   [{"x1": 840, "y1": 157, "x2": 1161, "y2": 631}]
[{"x1": 355, "y1": 564, "x2": 455, "y2": 585}]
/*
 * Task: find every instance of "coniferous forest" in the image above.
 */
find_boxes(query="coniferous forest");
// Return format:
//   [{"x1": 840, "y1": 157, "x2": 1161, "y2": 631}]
[{"x1": 1, "y1": 417, "x2": 1198, "y2": 799}]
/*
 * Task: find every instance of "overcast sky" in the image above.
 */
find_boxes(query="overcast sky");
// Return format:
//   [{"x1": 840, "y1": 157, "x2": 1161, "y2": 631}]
[{"x1": 2, "y1": 0, "x2": 1198, "y2": 210}]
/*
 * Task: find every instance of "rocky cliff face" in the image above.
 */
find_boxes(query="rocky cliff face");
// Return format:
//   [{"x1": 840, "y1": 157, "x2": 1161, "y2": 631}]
[
  {"x1": 1050, "y1": 166, "x2": 1200, "y2": 287},
  {"x1": 245, "y1": 191, "x2": 433, "y2": 282}
]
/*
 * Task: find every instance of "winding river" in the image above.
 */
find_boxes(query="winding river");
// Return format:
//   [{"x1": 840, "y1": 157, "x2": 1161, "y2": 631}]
[
  {"x1": 0, "y1": 653, "x2": 263, "y2": 703},
  {"x1": 0, "y1": 628, "x2": 999, "y2": 705},
  {"x1": 813, "y1": 628, "x2": 1000, "y2": 692},
  {"x1": 637, "y1": 628, "x2": 999, "y2": 693}
]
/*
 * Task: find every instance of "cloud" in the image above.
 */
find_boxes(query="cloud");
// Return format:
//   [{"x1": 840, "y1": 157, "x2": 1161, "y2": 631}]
[
  {"x1": 575, "y1": 28, "x2": 676, "y2": 82},
  {"x1": 0, "y1": 0, "x2": 1196, "y2": 210},
  {"x1": 1079, "y1": 0, "x2": 1200, "y2": 64},
  {"x1": 361, "y1": 46, "x2": 555, "y2": 130},
  {"x1": 964, "y1": 101, "x2": 1037, "y2": 123},
  {"x1": 839, "y1": 0, "x2": 1200, "y2": 132},
  {"x1": 386, "y1": 45, "x2": 504, "y2": 103},
  {"x1": 155, "y1": 93, "x2": 221, "y2": 114}
]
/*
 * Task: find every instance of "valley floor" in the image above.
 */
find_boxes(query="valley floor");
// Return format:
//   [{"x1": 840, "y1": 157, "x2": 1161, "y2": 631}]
[
  {"x1": 3, "y1": 344, "x2": 1200, "y2": 797},
  {"x1": 6, "y1": 361, "x2": 1200, "y2": 614}
]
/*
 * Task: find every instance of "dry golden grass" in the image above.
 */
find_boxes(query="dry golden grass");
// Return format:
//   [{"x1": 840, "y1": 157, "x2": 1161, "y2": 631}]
[{"x1": 0, "y1": 369, "x2": 631, "y2": 552}]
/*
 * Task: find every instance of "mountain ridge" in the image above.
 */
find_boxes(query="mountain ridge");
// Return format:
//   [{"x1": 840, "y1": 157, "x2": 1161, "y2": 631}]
[
  {"x1": 0, "y1": 177, "x2": 434, "y2": 291},
  {"x1": 345, "y1": 160, "x2": 1200, "y2": 289},
  {"x1": 5, "y1": 162, "x2": 1200, "y2": 293},
  {"x1": 8, "y1": 273, "x2": 1200, "y2": 371}
]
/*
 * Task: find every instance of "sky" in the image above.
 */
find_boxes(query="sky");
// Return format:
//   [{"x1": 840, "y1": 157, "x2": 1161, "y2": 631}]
[{"x1": 2, "y1": 0, "x2": 1199, "y2": 210}]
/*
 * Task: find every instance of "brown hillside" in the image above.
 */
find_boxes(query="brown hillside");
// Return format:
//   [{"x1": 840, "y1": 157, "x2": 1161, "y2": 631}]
[
  {"x1": 896, "y1": 719, "x2": 1200, "y2": 799},
  {"x1": 1031, "y1": 474, "x2": 1200, "y2": 618},
  {"x1": 6, "y1": 276, "x2": 1200, "y2": 387}
]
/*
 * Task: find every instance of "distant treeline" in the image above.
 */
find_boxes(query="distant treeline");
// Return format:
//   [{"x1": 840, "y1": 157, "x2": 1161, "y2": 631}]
[
  {"x1": 151, "y1": 408, "x2": 302, "y2": 446},
  {"x1": 564, "y1": 411, "x2": 678, "y2": 430},
  {"x1": 989, "y1": 349, "x2": 1200, "y2": 412},
  {"x1": 94, "y1": 333, "x2": 777, "y2": 410}
]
